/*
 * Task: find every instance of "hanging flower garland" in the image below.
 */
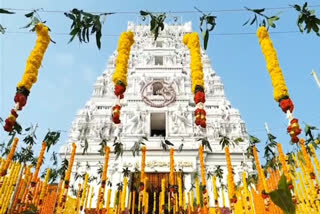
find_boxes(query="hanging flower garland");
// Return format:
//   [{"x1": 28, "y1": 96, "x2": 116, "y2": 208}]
[
  {"x1": 183, "y1": 32, "x2": 206, "y2": 128},
  {"x1": 39, "y1": 168, "x2": 50, "y2": 205},
  {"x1": 199, "y1": 145, "x2": 209, "y2": 209},
  {"x1": 80, "y1": 173, "x2": 89, "y2": 211},
  {"x1": 256, "y1": 26, "x2": 301, "y2": 143},
  {"x1": 111, "y1": 31, "x2": 134, "y2": 124},
  {"x1": 139, "y1": 146, "x2": 147, "y2": 213},
  {"x1": 3, "y1": 23, "x2": 51, "y2": 132},
  {"x1": 242, "y1": 172, "x2": 252, "y2": 212},
  {"x1": 59, "y1": 143, "x2": 76, "y2": 210},
  {"x1": 225, "y1": 146, "x2": 237, "y2": 210},
  {"x1": 0, "y1": 138, "x2": 19, "y2": 176},
  {"x1": 31, "y1": 142, "x2": 47, "y2": 186},
  {"x1": 169, "y1": 148, "x2": 176, "y2": 213},
  {"x1": 101, "y1": 146, "x2": 110, "y2": 188},
  {"x1": 252, "y1": 146, "x2": 270, "y2": 210}
]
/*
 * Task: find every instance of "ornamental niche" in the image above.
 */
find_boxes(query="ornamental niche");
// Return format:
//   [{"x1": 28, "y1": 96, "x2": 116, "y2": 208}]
[{"x1": 141, "y1": 80, "x2": 176, "y2": 108}]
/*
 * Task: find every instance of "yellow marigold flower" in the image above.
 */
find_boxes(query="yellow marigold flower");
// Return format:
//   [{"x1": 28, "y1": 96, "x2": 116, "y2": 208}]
[
  {"x1": 112, "y1": 31, "x2": 135, "y2": 87},
  {"x1": 256, "y1": 26, "x2": 289, "y2": 102},
  {"x1": 183, "y1": 32, "x2": 205, "y2": 94},
  {"x1": 17, "y1": 23, "x2": 50, "y2": 91}
]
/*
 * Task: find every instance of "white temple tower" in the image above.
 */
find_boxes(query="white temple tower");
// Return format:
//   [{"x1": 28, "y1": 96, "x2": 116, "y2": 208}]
[{"x1": 60, "y1": 21, "x2": 250, "y2": 209}]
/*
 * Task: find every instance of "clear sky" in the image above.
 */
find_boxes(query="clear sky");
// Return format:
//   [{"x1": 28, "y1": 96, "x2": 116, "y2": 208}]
[{"x1": 1, "y1": 0, "x2": 320, "y2": 167}]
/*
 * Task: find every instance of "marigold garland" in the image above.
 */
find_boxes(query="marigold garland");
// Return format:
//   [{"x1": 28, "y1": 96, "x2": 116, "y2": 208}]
[
  {"x1": 195, "y1": 176, "x2": 200, "y2": 207},
  {"x1": 199, "y1": 145, "x2": 206, "y2": 186},
  {"x1": 300, "y1": 139, "x2": 316, "y2": 180},
  {"x1": 3, "y1": 23, "x2": 50, "y2": 132},
  {"x1": 256, "y1": 26, "x2": 288, "y2": 102},
  {"x1": 0, "y1": 138, "x2": 19, "y2": 176},
  {"x1": 101, "y1": 146, "x2": 110, "y2": 188},
  {"x1": 161, "y1": 178, "x2": 165, "y2": 213},
  {"x1": 106, "y1": 188, "x2": 112, "y2": 212},
  {"x1": 140, "y1": 146, "x2": 146, "y2": 183},
  {"x1": 257, "y1": 26, "x2": 301, "y2": 143},
  {"x1": 169, "y1": 148, "x2": 175, "y2": 186},
  {"x1": 31, "y1": 142, "x2": 47, "y2": 186},
  {"x1": 277, "y1": 143, "x2": 291, "y2": 181},
  {"x1": 211, "y1": 176, "x2": 219, "y2": 212},
  {"x1": 39, "y1": 168, "x2": 50, "y2": 205},
  {"x1": 59, "y1": 142, "x2": 76, "y2": 211},
  {"x1": 121, "y1": 176, "x2": 128, "y2": 211},
  {"x1": 178, "y1": 176, "x2": 183, "y2": 209},
  {"x1": 80, "y1": 173, "x2": 89, "y2": 211},
  {"x1": 64, "y1": 143, "x2": 76, "y2": 187},
  {"x1": 111, "y1": 31, "x2": 134, "y2": 124},
  {"x1": 252, "y1": 146, "x2": 271, "y2": 210},
  {"x1": 198, "y1": 145, "x2": 208, "y2": 210},
  {"x1": 242, "y1": 172, "x2": 251, "y2": 213},
  {"x1": 225, "y1": 146, "x2": 236, "y2": 209},
  {"x1": 153, "y1": 191, "x2": 156, "y2": 213},
  {"x1": 183, "y1": 32, "x2": 206, "y2": 128},
  {"x1": 309, "y1": 144, "x2": 320, "y2": 178}
]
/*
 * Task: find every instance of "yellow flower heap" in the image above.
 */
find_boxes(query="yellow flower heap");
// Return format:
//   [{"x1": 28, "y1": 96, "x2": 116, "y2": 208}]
[
  {"x1": 183, "y1": 33, "x2": 207, "y2": 128},
  {"x1": 111, "y1": 31, "x2": 134, "y2": 124},
  {"x1": 257, "y1": 26, "x2": 301, "y2": 143},
  {"x1": 4, "y1": 23, "x2": 50, "y2": 132}
]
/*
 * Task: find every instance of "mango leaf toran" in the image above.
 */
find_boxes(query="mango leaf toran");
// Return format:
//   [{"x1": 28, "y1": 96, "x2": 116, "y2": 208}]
[
  {"x1": 0, "y1": 9, "x2": 15, "y2": 34},
  {"x1": 292, "y1": 2, "x2": 320, "y2": 36},
  {"x1": 195, "y1": 7, "x2": 217, "y2": 50},
  {"x1": 243, "y1": 7, "x2": 281, "y2": 29},
  {"x1": 140, "y1": 10, "x2": 166, "y2": 41},
  {"x1": 64, "y1": 8, "x2": 113, "y2": 49}
]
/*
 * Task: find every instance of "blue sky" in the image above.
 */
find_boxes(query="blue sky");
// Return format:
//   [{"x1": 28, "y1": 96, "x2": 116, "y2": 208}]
[{"x1": 1, "y1": 0, "x2": 320, "y2": 167}]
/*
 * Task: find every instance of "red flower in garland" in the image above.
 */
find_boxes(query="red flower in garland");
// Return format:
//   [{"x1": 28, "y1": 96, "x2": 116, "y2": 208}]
[
  {"x1": 231, "y1": 196, "x2": 237, "y2": 203},
  {"x1": 194, "y1": 91, "x2": 205, "y2": 104},
  {"x1": 139, "y1": 183, "x2": 144, "y2": 191},
  {"x1": 291, "y1": 136, "x2": 299, "y2": 143},
  {"x1": 14, "y1": 93, "x2": 27, "y2": 110},
  {"x1": 288, "y1": 184, "x2": 293, "y2": 190},
  {"x1": 112, "y1": 105, "x2": 121, "y2": 124},
  {"x1": 279, "y1": 97, "x2": 294, "y2": 113},
  {"x1": 114, "y1": 84, "x2": 126, "y2": 99},
  {"x1": 261, "y1": 193, "x2": 269, "y2": 199},
  {"x1": 310, "y1": 172, "x2": 316, "y2": 180},
  {"x1": 200, "y1": 120, "x2": 206, "y2": 128},
  {"x1": 287, "y1": 118, "x2": 301, "y2": 143},
  {"x1": 194, "y1": 108, "x2": 206, "y2": 128},
  {"x1": 11, "y1": 109, "x2": 18, "y2": 118},
  {"x1": 3, "y1": 115, "x2": 16, "y2": 132}
]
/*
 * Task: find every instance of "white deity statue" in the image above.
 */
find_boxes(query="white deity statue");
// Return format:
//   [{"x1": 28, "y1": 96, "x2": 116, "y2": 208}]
[
  {"x1": 194, "y1": 124, "x2": 205, "y2": 136},
  {"x1": 139, "y1": 74, "x2": 147, "y2": 92},
  {"x1": 85, "y1": 102, "x2": 97, "y2": 121},
  {"x1": 99, "y1": 121, "x2": 111, "y2": 139},
  {"x1": 112, "y1": 123, "x2": 123, "y2": 137},
  {"x1": 171, "y1": 105, "x2": 191, "y2": 134},
  {"x1": 124, "y1": 105, "x2": 145, "y2": 135}
]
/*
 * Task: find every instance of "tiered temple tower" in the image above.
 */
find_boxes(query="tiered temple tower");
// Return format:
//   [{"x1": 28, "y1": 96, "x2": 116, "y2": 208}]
[{"x1": 60, "y1": 21, "x2": 250, "y2": 209}]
